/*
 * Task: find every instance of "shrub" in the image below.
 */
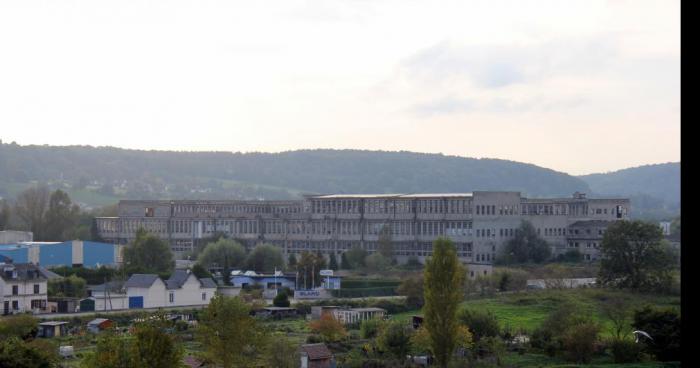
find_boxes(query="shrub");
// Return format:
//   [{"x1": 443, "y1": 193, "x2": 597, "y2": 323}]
[
  {"x1": 473, "y1": 336, "x2": 506, "y2": 363},
  {"x1": 530, "y1": 302, "x2": 593, "y2": 357},
  {"x1": 561, "y1": 321, "x2": 600, "y2": 363},
  {"x1": 360, "y1": 318, "x2": 385, "y2": 339},
  {"x1": 273, "y1": 291, "x2": 290, "y2": 307},
  {"x1": 457, "y1": 308, "x2": 500, "y2": 341},
  {"x1": 608, "y1": 338, "x2": 643, "y2": 363},
  {"x1": 308, "y1": 314, "x2": 348, "y2": 342},
  {"x1": 376, "y1": 321, "x2": 413, "y2": 360},
  {"x1": 632, "y1": 306, "x2": 681, "y2": 361}
]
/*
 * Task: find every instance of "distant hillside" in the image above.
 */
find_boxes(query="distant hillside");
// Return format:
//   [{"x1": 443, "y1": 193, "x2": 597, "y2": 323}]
[
  {"x1": 0, "y1": 143, "x2": 591, "y2": 207},
  {"x1": 579, "y1": 162, "x2": 680, "y2": 220}
]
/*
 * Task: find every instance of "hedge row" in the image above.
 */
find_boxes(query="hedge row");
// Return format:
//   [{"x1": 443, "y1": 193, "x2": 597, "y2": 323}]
[
  {"x1": 330, "y1": 287, "x2": 397, "y2": 298},
  {"x1": 341, "y1": 279, "x2": 402, "y2": 289}
]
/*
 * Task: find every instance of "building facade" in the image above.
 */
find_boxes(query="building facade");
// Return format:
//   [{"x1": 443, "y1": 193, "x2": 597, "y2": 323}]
[
  {"x1": 95, "y1": 192, "x2": 630, "y2": 266},
  {"x1": 1, "y1": 262, "x2": 49, "y2": 315}
]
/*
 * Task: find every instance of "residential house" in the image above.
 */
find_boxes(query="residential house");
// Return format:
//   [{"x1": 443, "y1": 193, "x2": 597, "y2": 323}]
[
  {"x1": 165, "y1": 270, "x2": 217, "y2": 307},
  {"x1": 0, "y1": 262, "x2": 55, "y2": 314},
  {"x1": 124, "y1": 270, "x2": 217, "y2": 309}
]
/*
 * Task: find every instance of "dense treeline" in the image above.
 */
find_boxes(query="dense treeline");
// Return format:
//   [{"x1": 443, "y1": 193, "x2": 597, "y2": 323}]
[
  {"x1": 0, "y1": 142, "x2": 679, "y2": 220},
  {"x1": 0, "y1": 142, "x2": 589, "y2": 201},
  {"x1": 580, "y1": 162, "x2": 680, "y2": 220}
]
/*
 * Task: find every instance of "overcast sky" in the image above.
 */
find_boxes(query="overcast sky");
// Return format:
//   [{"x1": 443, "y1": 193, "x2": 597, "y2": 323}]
[{"x1": 0, "y1": 0, "x2": 679, "y2": 175}]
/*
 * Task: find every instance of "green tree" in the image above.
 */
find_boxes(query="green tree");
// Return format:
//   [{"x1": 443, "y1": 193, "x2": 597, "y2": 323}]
[
  {"x1": 457, "y1": 308, "x2": 500, "y2": 341},
  {"x1": 598, "y1": 220, "x2": 676, "y2": 292},
  {"x1": 499, "y1": 221, "x2": 551, "y2": 264},
  {"x1": 297, "y1": 251, "x2": 326, "y2": 288},
  {"x1": 47, "y1": 274, "x2": 87, "y2": 298},
  {"x1": 328, "y1": 253, "x2": 338, "y2": 271},
  {"x1": 396, "y1": 274, "x2": 424, "y2": 309},
  {"x1": 197, "y1": 238, "x2": 246, "y2": 283},
  {"x1": 131, "y1": 318, "x2": 184, "y2": 368},
  {"x1": 378, "y1": 224, "x2": 393, "y2": 259},
  {"x1": 198, "y1": 295, "x2": 268, "y2": 368},
  {"x1": 0, "y1": 314, "x2": 39, "y2": 340},
  {"x1": 265, "y1": 335, "x2": 299, "y2": 368},
  {"x1": 80, "y1": 332, "x2": 136, "y2": 368},
  {"x1": 273, "y1": 290, "x2": 290, "y2": 307},
  {"x1": 364, "y1": 252, "x2": 390, "y2": 271},
  {"x1": 191, "y1": 263, "x2": 212, "y2": 280},
  {"x1": 360, "y1": 318, "x2": 385, "y2": 339},
  {"x1": 345, "y1": 247, "x2": 368, "y2": 269},
  {"x1": 340, "y1": 252, "x2": 351, "y2": 269},
  {"x1": 287, "y1": 253, "x2": 297, "y2": 268},
  {"x1": 0, "y1": 337, "x2": 58, "y2": 368},
  {"x1": 377, "y1": 320, "x2": 413, "y2": 361},
  {"x1": 0, "y1": 199, "x2": 10, "y2": 231},
  {"x1": 13, "y1": 185, "x2": 50, "y2": 240},
  {"x1": 423, "y1": 237, "x2": 466, "y2": 367},
  {"x1": 531, "y1": 302, "x2": 593, "y2": 357},
  {"x1": 123, "y1": 228, "x2": 174, "y2": 274},
  {"x1": 245, "y1": 243, "x2": 284, "y2": 273},
  {"x1": 44, "y1": 189, "x2": 80, "y2": 241}
]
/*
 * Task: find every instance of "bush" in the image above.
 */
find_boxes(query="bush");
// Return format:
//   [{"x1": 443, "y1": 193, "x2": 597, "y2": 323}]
[
  {"x1": 558, "y1": 249, "x2": 583, "y2": 263},
  {"x1": 473, "y1": 336, "x2": 506, "y2": 363},
  {"x1": 561, "y1": 321, "x2": 600, "y2": 363},
  {"x1": 608, "y1": 338, "x2": 643, "y2": 363},
  {"x1": 360, "y1": 318, "x2": 385, "y2": 339},
  {"x1": 457, "y1": 308, "x2": 500, "y2": 341},
  {"x1": 273, "y1": 291, "x2": 290, "y2": 307},
  {"x1": 531, "y1": 302, "x2": 593, "y2": 357},
  {"x1": 632, "y1": 306, "x2": 681, "y2": 361}
]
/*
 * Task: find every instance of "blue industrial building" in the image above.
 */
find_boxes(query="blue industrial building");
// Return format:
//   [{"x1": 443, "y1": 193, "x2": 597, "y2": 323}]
[{"x1": 0, "y1": 241, "x2": 123, "y2": 268}]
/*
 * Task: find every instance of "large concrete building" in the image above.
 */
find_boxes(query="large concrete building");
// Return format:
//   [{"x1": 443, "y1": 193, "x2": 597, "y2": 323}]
[{"x1": 95, "y1": 192, "x2": 629, "y2": 270}]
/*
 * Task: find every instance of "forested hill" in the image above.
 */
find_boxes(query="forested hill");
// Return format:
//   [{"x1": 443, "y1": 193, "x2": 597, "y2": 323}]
[
  {"x1": 578, "y1": 162, "x2": 680, "y2": 220},
  {"x1": 0, "y1": 143, "x2": 590, "y2": 206}
]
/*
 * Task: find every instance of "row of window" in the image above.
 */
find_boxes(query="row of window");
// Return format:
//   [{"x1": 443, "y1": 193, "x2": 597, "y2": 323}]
[
  {"x1": 312, "y1": 199, "x2": 474, "y2": 215},
  {"x1": 9, "y1": 284, "x2": 41, "y2": 295},
  {"x1": 172, "y1": 204, "x2": 302, "y2": 215}
]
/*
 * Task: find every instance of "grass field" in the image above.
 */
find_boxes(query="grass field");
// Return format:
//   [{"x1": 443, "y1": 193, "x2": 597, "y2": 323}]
[{"x1": 391, "y1": 288, "x2": 680, "y2": 336}]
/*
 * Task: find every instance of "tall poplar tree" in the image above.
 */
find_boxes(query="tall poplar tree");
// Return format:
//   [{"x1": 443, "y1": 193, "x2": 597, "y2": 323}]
[{"x1": 423, "y1": 237, "x2": 466, "y2": 367}]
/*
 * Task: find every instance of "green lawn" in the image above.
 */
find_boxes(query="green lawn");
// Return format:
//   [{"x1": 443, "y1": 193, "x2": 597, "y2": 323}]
[{"x1": 391, "y1": 289, "x2": 680, "y2": 337}]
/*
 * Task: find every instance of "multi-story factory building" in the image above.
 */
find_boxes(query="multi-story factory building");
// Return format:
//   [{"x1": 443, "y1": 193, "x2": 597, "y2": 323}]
[{"x1": 95, "y1": 191, "x2": 629, "y2": 271}]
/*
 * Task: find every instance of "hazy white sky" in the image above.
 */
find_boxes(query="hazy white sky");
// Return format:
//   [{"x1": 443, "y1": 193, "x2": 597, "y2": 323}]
[{"x1": 0, "y1": 0, "x2": 679, "y2": 175}]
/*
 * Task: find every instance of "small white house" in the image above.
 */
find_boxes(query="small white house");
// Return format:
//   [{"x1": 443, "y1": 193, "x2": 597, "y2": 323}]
[
  {"x1": 124, "y1": 270, "x2": 217, "y2": 309},
  {"x1": 165, "y1": 270, "x2": 217, "y2": 307}
]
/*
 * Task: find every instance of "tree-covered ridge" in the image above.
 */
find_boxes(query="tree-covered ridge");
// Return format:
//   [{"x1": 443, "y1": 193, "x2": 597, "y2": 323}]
[
  {"x1": 0, "y1": 142, "x2": 589, "y2": 204},
  {"x1": 579, "y1": 162, "x2": 679, "y2": 205},
  {"x1": 578, "y1": 162, "x2": 680, "y2": 220}
]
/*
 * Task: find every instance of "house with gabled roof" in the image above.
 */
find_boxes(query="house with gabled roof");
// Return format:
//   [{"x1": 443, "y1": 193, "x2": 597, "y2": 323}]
[
  {"x1": 124, "y1": 270, "x2": 217, "y2": 309},
  {"x1": 165, "y1": 270, "x2": 216, "y2": 307},
  {"x1": 1, "y1": 261, "x2": 55, "y2": 314}
]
